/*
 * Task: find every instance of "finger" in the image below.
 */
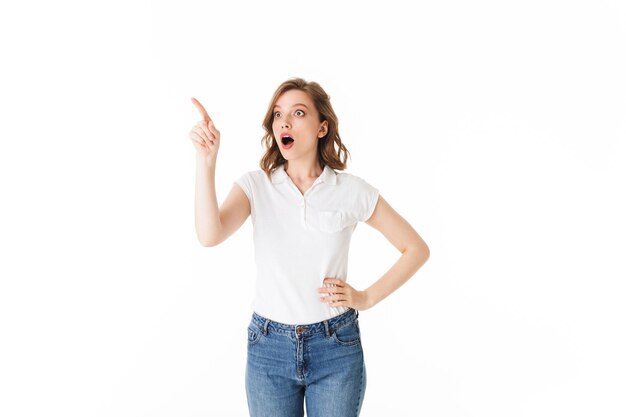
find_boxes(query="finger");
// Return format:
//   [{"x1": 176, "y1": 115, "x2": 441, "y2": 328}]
[
  {"x1": 191, "y1": 97, "x2": 212, "y2": 123},
  {"x1": 192, "y1": 128, "x2": 212, "y2": 147},
  {"x1": 193, "y1": 126, "x2": 210, "y2": 143},
  {"x1": 319, "y1": 288, "x2": 336, "y2": 297},
  {"x1": 198, "y1": 121, "x2": 212, "y2": 140},
  {"x1": 207, "y1": 120, "x2": 219, "y2": 136},
  {"x1": 190, "y1": 131, "x2": 209, "y2": 147},
  {"x1": 190, "y1": 135, "x2": 207, "y2": 149},
  {"x1": 319, "y1": 291, "x2": 350, "y2": 299},
  {"x1": 195, "y1": 125, "x2": 214, "y2": 143},
  {"x1": 321, "y1": 294, "x2": 346, "y2": 302},
  {"x1": 320, "y1": 287, "x2": 345, "y2": 294},
  {"x1": 325, "y1": 294, "x2": 347, "y2": 303}
]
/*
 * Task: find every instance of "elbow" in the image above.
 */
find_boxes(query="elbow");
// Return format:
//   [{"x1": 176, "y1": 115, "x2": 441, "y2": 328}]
[
  {"x1": 196, "y1": 225, "x2": 222, "y2": 247},
  {"x1": 198, "y1": 235, "x2": 219, "y2": 247},
  {"x1": 421, "y1": 244, "x2": 430, "y2": 261},
  {"x1": 404, "y1": 242, "x2": 430, "y2": 260},
  {"x1": 196, "y1": 222, "x2": 224, "y2": 247}
]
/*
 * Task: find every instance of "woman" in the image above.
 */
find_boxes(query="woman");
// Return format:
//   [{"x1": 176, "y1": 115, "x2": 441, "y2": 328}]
[{"x1": 189, "y1": 77, "x2": 430, "y2": 417}]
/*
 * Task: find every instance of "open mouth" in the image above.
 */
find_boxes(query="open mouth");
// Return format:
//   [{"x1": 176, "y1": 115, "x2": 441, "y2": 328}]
[{"x1": 281, "y1": 135, "x2": 295, "y2": 149}]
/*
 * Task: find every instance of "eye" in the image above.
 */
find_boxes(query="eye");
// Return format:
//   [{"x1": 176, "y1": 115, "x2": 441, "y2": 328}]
[{"x1": 274, "y1": 109, "x2": 305, "y2": 119}]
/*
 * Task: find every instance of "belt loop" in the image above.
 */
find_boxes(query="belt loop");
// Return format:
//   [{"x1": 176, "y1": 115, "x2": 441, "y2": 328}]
[
  {"x1": 323, "y1": 319, "x2": 330, "y2": 337},
  {"x1": 355, "y1": 309, "x2": 359, "y2": 319},
  {"x1": 263, "y1": 319, "x2": 269, "y2": 336}
]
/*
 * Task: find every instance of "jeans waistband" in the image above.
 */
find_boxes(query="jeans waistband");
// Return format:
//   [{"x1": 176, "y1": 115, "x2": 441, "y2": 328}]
[{"x1": 251, "y1": 308, "x2": 359, "y2": 337}]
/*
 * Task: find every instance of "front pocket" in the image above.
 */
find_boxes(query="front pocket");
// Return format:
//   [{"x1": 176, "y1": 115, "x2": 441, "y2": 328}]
[
  {"x1": 318, "y1": 210, "x2": 345, "y2": 233},
  {"x1": 247, "y1": 324, "x2": 261, "y2": 345},
  {"x1": 331, "y1": 321, "x2": 361, "y2": 346}
]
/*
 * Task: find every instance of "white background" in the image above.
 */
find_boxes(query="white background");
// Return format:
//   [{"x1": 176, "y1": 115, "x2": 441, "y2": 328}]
[{"x1": 1, "y1": 0, "x2": 625, "y2": 416}]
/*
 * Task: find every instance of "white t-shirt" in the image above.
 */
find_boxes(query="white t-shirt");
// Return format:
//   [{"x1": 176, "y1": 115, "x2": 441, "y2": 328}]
[{"x1": 234, "y1": 162, "x2": 379, "y2": 325}]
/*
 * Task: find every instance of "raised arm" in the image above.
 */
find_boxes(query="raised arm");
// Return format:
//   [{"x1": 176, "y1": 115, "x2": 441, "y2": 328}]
[
  {"x1": 189, "y1": 97, "x2": 250, "y2": 246},
  {"x1": 189, "y1": 97, "x2": 223, "y2": 246}
]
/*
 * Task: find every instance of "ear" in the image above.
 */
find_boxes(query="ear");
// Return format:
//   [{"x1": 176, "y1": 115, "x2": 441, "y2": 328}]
[{"x1": 318, "y1": 120, "x2": 329, "y2": 138}]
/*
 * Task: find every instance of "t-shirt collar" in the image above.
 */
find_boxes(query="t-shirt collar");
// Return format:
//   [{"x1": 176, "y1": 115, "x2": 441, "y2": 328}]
[{"x1": 271, "y1": 163, "x2": 337, "y2": 185}]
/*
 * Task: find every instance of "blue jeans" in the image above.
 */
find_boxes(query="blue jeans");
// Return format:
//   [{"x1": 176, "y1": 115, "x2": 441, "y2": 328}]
[{"x1": 245, "y1": 308, "x2": 367, "y2": 417}]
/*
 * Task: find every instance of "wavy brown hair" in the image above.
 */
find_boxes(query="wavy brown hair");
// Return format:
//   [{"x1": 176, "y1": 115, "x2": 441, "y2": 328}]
[{"x1": 259, "y1": 77, "x2": 350, "y2": 179}]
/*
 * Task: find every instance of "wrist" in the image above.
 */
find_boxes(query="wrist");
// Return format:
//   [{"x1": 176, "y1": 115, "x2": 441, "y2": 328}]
[{"x1": 196, "y1": 153, "x2": 216, "y2": 168}]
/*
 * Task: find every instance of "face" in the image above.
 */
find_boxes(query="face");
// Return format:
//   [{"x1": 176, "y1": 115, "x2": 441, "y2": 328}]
[{"x1": 272, "y1": 89, "x2": 328, "y2": 162}]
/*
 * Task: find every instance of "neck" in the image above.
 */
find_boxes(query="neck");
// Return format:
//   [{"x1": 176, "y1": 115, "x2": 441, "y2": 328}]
[{"x1": 284, "y1": 159, "x2": 323, "y2": 182}]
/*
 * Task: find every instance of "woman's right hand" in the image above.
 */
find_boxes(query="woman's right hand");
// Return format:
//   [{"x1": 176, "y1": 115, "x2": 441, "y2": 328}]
[{"x1": 189, "y1": 97, "x2": 221, "y2": 164}]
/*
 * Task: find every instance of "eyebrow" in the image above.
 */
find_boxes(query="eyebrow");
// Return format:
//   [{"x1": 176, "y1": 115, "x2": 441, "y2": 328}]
[{"x1": 273, "y1": 103, "x2": 310, "y2": 110}]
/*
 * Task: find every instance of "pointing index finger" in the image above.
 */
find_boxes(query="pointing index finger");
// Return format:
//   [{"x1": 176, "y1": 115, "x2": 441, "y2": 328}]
[{"x1": 191, "y1": 97, "x2": 212, "y2": 123}]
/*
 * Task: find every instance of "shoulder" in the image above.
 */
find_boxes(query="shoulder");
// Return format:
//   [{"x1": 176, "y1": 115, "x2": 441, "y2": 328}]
[
  {"x1": 336, "y1": 171, "x2": 378, "y2": 190},
  {"x1": 235, "y1": 169, "x2": 273, "y2": 192},
  {"x1": 334, "y1": 171, "x2": 379, "y2": 222},
  {"x1": 336, "y1": 171, "x2": 359, "y2": 183}
]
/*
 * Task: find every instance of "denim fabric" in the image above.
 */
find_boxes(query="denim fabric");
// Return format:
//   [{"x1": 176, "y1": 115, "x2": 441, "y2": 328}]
[{"x1": 245, "y1": 308, "x2": 366, "y2": 417}]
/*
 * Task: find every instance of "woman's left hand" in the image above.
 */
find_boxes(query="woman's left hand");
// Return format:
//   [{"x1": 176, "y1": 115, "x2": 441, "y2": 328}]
[{"x1": 318, "y1": 278, "x2": 371, "y2": 311}]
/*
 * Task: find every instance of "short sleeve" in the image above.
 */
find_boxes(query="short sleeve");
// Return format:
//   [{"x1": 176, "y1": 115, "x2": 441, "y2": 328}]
[
  {"x1": 355, "y1": 176, "x2": 380, "y2": 222},
  {"x1": 234, "y1": 172, "x2": 253, "y2": 206}
]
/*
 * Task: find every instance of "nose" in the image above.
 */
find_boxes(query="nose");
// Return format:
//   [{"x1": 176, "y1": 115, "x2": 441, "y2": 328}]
[{"x1": 280, "y1": 115, "x2": 291, "y2": 129}]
